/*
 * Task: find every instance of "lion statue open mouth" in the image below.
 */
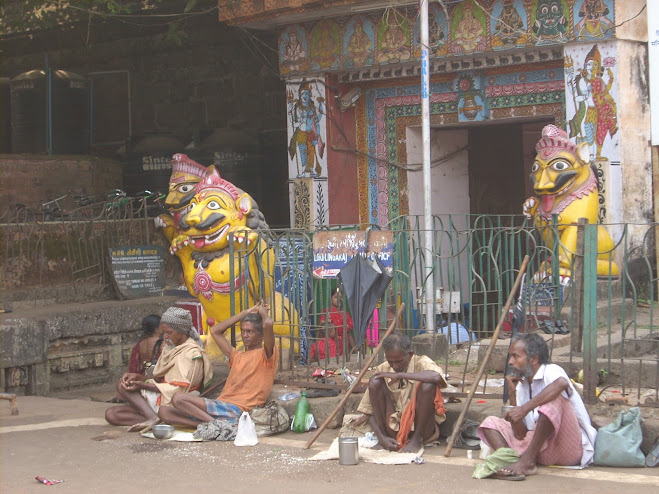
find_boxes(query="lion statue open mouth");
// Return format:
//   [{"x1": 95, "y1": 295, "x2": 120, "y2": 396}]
[
  {"x1": 158, "y1": 163, "x2": 299, "y2": 358},
  {"x1": 523, "y1": 125, "x2": 618, "y2": 281}
]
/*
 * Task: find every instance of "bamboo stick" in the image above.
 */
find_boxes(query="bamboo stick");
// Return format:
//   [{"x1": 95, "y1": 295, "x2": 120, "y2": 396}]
[
  {"x1": 303, "y1": 303, "x2": 405, "y2": 450},
  {"x1": 444, "y1": 255, "x2": 530, "y2": 457}
]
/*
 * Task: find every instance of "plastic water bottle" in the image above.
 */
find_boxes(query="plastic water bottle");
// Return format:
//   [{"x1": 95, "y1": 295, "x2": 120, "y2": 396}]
[{"x1": 292, "y1": 392, "x2": 309, "y2": 433}]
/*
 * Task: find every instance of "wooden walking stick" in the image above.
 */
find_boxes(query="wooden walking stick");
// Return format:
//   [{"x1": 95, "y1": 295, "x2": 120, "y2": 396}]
[
  {"x1": 444, "y1": 255, "x2": 530, "y2": 457},
  {"x1": 304, "y1": 303, "x2": 405, "y2": 450}
]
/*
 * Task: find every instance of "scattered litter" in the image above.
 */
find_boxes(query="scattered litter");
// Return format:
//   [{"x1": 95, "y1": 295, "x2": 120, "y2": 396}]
[
  {"x1": 35, "y1": 476, "x2": 64, "y2": 486},
  {"x1": 476, "y1": 400, "x2": 486, "y2": 404},
  {"x1": 478, "y1": 379, "x2": 504, "y2": 388},
  {"x1": 412, "y1": 456, "x2": 425, "y2": 464},
  {"x1": 278, "y1": 392, "x2": 300, "y2": 401}
]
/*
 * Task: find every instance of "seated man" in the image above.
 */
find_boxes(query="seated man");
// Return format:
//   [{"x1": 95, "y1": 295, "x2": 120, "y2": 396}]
[
  {"x1": 478, "y1": 333, "x2": 597, "y2": 478},
  {"x1": 158, "y1": 302, "x2": 278, "y2": 440},
  {"x1": 105, "y1": 307, "x2": 212, "y2": 432},
  {"x1": 357, "y1": 333, "x2": 447, "y2": 453}
]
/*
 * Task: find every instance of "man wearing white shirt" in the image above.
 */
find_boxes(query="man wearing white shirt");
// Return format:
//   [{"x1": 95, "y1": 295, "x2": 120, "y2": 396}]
[{"x1": 478, "y1": 333, "x2": 597, "y2": 478}]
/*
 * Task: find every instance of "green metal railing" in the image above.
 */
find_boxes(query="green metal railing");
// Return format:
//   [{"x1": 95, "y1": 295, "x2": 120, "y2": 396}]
[{"x1": 1, "y1": 210, "x2": 656, "y2": 402}]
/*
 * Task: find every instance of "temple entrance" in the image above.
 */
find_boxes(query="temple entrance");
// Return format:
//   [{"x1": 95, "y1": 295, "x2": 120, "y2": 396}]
[
  {"x1": 405, "y1": 119, "x2": 551, "y2": 217},
  {"x1": 468, "y1": 120, "x2": 551, "y2": 214}
]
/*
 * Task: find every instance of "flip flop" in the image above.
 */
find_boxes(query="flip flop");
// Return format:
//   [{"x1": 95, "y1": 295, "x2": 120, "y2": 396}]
[
  {"x1": 461, "y1": 419, "x2": 480, "y2": 440},
  {"x1": 493, "y1": 472, "x2": 526, "y2": 481},
  {"x1": 646, "y1": 439, "x2": 659, "y2": 467},
  {"x1": 453, "y1": 432, "x2": 481, "y2": 450}
]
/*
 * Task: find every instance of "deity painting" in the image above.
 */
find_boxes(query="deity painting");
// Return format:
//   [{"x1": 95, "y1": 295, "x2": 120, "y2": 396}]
[
  {"x1": 531, "y1": 0, "x2": 569, "y2": 45},
  {"x1": 574, "y1": 0, "x2": 614, "y2": 40},
  {"x1": 287, "y1": 79, "x2": 327, "y2": 178},
  {"x1": 376, "y1": 10, "x2": 411, "y2": 64},
  {"x1": 310, "y1": 20, "x2": 340, "y2": 72},
  {"x1": 280, "y1": 26, "x2": 309, "y2": 75},
  {"x1": 491, "y1": 0, "x2": 529, "y2": 50},
  {"x1": 565, "y1": 43, "x2": 619, "y2": 162},
  {"x1": 343, "y1": 16, "x2": 375, "y2": 69},
  {"x1": 449, "y1": 0, "x2": 487, "y2": 55},
  {"x1": 455, "y1": 73, "x2": 488, "y2": 122},
  {"x1": 413, "y1": 3, "x2": 448, "y2": 58}
]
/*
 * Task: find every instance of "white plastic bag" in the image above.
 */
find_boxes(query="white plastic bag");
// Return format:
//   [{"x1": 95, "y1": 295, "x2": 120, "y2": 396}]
[{"x1": 234, "y1": 411, "x2": 258, "y2": 446}]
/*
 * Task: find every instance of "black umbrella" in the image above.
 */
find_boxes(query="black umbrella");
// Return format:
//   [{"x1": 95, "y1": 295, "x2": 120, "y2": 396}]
[{"x1": 338, "y1": 254, "x2": 393, "y2": 347}]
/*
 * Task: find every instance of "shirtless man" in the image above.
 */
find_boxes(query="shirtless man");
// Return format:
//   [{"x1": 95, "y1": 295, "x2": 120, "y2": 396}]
[{"x1": 357, "y1": 333, "x2": 447, "y2": 453}]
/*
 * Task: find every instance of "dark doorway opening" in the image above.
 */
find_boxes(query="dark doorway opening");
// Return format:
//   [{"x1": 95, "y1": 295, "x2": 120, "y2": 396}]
[{"x1": 468, "y1": 119, "x2": 552, "y2": 215}]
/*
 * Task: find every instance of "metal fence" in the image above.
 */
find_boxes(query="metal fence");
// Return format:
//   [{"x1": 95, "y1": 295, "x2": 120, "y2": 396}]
[{"x1": 1, "y1": 209, "x2": 657, "y2": 404}]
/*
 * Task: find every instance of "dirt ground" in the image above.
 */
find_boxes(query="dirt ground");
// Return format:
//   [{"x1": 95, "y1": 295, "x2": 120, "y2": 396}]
[{"x1": 1, "y1": 393, "x2": 658, "y2": 494}]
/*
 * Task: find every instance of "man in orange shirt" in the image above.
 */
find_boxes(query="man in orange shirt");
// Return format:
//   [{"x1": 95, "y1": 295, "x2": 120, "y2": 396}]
[{"x1": 158, "y1": 301, "x2": 278, "y2": 440}]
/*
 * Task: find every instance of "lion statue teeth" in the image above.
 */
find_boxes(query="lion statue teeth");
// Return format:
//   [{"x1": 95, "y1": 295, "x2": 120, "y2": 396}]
[
  {"x1": 523, "y1": 124, "x2": 618, "y2": 281},
  {"x1": 156, "y1": 155, "x2": 299, "y2": 359}
]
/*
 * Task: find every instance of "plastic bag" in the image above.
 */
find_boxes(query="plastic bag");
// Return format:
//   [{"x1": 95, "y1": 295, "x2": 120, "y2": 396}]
[
  {"x1": 289, "y1": 413, "x2": 317, "y2": 432},
  {"x1": 250, "y1": 401, "x2": 290, "y2": 437},
  {"x1": 234, "y1": 411, "x2": 258, "y2": 446},
  {"x1": 593, "y1": 407, "x2": 645, "y2": 467}
]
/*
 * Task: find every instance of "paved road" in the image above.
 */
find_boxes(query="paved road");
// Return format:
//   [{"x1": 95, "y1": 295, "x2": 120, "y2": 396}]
[{"x1": 1, "y1": 396, "x2": 658, "y2": 493}]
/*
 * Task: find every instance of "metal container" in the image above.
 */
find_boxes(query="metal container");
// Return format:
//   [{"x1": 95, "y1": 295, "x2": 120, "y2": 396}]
[
  {"x1": 152, "y1": 424, "x2": 175, "y2": 439},
  {"x1": 501, "y1": 405, "x2": 513, "y2": 416},
  {"x1": 10, "y1": 69, "x2": 89, "y2": 154},
  {"x1": 338, "y1": 436, "x2": 359, "y2": 465}
]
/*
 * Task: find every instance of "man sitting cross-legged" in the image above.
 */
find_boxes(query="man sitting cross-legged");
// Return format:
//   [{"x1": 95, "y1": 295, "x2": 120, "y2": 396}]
[
  {"x1": 158, "y1": 301, "x2": 278, "y2": 440},
  {"x1": 356, "y1": 333, "x2": 448, "y2": 453},
  {"x1": 105, "y1": 307, "x2": 212, "y2": 432},
  {"x1": 478, "y1": 333, "x2": 597, "y2": 479}
]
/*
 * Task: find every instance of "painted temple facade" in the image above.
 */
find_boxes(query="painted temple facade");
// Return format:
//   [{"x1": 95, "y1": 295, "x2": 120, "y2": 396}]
[{"x1": 217, "y1": 0, "x2": 652, "y2": 243}]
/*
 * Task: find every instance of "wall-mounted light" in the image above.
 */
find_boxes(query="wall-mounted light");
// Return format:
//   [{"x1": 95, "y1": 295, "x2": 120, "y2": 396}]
[{"x1": 339, "y1": 87, "x2": 362, "y2": 111}]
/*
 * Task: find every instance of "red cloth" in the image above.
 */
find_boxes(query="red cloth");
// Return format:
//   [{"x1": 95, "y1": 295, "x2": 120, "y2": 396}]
[
  {"x1": 478, "y1": 395, "x2": 583, "y2": 466},
  {"x1": 310, "y1": 338, "x2": 338, "y2": 360},
  {"x1": 319, "y1": 307, "x2": 353, "y2": 351},
  {"x1": 128, "y1": 343, "x2": 143, "y2": 374}
]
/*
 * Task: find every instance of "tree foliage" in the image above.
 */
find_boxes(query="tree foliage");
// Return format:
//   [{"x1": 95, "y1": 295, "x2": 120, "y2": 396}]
[{"x1": 0, "y1": 0, "x2": 217, "y2": 42}]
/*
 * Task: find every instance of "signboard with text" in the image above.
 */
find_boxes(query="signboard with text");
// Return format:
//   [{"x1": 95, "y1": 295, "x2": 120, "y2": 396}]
[
  {"x1": 312, "y1": 230, "x2": 394, "y2": 279},
  {"x1": 109, "y1": 245, "x2": 167, "y2": 299}
]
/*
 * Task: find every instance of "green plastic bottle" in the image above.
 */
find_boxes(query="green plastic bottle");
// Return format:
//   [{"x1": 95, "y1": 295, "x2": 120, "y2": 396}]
[{"x1": 292, "y1": 392, "x2": 309, "y2": 433}]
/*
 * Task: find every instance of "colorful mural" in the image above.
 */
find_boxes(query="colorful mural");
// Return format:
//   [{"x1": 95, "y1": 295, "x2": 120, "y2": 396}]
[
  {"x1": 574, "y1": 0, "x2": 615, "y2": 41},
  {"x1": 491, "y1": 0, "x2": 529, "y2": 50},
  {"x1": 310, "y1": 20, "x2": 341, "y2": 72},
  {"x1": 376, "y1": 9, "x2": 411, "y2": 64},
  {"x1": 343, "y1": 16, "x2": 375, "y2": 68},
  {"x1": 531, "y1": 0, "x2": 569, "y2": 45},
  {"x1": 413, "y1": 3, "x2": 448, "y2": 58},
  {"x1": 355, "y1": 62, "x2": 564, "y2": 225},
  {"x1": 286, "y1": 78, "x2": 329, "y2": 227},
  {"x1": 564, "y1": 40, "x2": 619, "y2": 222},
  {"x1": 280, "y1": 26, "x2": 309, "y2": 75},
  {"x1": 287, "y1": 78, "x2": 327, "y2": 178},
  {"x1": 277, "y1": 1, "x2": 618, "y2": 76},
  {"x1": 449, "y1": 0, "x2": 487, "y2": 55}
]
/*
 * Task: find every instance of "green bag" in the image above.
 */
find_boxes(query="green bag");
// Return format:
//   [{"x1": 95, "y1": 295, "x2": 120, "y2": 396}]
[{"x1": 593, "y1": 407, "x2": 645, "y2": 467}]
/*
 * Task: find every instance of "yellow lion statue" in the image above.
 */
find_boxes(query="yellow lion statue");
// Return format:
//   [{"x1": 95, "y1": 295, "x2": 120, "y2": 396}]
[
  {"x1": 522, "y1": 124, "x2": 618, "y2": 281},
  {"x1": 156, "y1": 155, "x2": 298, "y2": 359}
]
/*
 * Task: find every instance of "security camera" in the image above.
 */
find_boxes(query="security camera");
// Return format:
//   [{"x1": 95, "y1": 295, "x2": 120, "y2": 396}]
[{"x1": 339, "y1": 87, "x2": 362, "y2": 110}]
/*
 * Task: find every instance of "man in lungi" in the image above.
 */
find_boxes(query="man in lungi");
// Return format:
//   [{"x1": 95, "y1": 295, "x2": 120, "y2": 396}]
[
  {"x1": 357, "y1": 333, "x2": 448, "y2": 453},
  {"x1": 478, "y1": 333, "x2": 597, "y2": 478},
  {"x1": 157, "y1": 302, "x2": 278, "y2": 440}
]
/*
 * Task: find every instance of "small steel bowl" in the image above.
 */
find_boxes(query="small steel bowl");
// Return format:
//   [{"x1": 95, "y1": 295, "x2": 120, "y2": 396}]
[{"x1": 152, "y1": 424, "x2": 175, "y2": 439}]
